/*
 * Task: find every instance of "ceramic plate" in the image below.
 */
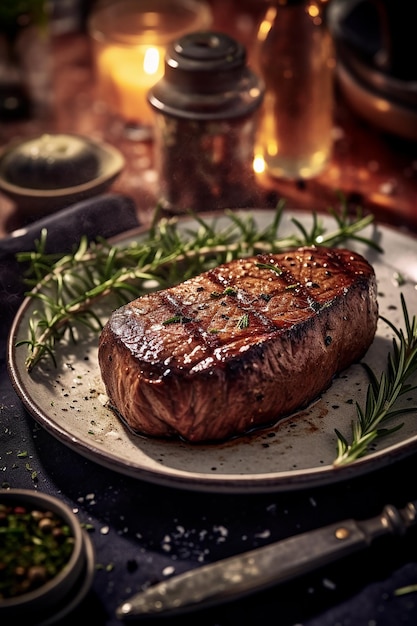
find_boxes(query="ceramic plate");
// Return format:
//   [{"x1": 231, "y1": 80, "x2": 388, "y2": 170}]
[{"x1": 7, "y1": 209, "x2": 417, "y2": 493}]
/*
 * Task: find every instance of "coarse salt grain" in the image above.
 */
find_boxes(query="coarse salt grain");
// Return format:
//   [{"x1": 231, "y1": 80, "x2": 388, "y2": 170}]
[{"x1": 255, "y1": 529, "x2": 271, "y2": 539}]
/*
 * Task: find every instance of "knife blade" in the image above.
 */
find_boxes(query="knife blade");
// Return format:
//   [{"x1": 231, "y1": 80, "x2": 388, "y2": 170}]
[{"x1": 117, "y1": 500, "x2": 417, "y2": 620}]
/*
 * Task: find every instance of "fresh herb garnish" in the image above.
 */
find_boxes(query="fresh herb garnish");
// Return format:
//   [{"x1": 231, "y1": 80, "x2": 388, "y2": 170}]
[
  {"x1": 162, "y1": 314, "x2": 193, "y2": 325},
  {"x1": 255, "y1": 262, "x2": 283, "y2": 274},
  {"x1": 211, "y1": 287, "x2": 237, "y2": 298},
  {"x1": 334, "y1": 294, "x2": 417, "y2": 466},
  {"x1": 237, "y1": 313, "x2": 250, "y2": 329}
]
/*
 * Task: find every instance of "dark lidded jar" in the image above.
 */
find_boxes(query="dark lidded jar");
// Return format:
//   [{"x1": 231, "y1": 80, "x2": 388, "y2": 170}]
[{"x1": 148, "y1": 31, "x2": 265, "y2": 213}]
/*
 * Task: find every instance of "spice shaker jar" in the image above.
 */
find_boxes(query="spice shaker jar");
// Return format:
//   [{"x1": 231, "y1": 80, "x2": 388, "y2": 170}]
[
  {"x1": 253, "y1": 0, "x2": 335, "y2": 181},
  {"x1": 148, "y1": 31, "x2": 264, "y2": 213}
]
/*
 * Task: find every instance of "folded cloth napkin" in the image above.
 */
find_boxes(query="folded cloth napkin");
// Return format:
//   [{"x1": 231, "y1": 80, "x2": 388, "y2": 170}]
[{"x1": 0, "y1": 192, "x2": 139, "y2": 347}]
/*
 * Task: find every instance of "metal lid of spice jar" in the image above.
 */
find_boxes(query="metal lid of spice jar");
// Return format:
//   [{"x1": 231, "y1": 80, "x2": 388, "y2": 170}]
[{"x1": 148, "y1": 31, "x2": 264, "y2": 120}]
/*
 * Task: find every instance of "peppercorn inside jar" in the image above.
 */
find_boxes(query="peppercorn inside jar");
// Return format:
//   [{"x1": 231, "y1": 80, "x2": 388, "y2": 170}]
[{"x1": 148, "y1": 31, "x2": 265, "y2": 213}]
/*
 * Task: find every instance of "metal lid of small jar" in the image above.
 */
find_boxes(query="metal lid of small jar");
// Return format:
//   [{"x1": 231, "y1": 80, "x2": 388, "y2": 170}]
[{"x1": 148, "y1": 31, "x2": 264, "y2": 120}]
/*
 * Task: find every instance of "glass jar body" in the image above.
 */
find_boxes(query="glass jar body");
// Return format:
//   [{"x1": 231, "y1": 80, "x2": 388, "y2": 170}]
[
  {"x1": 153, "y1": 112, "x2": 261, "y2": 212},
  {"x1": 254, "y1": 0, "x2": 335, "y2": 180}
]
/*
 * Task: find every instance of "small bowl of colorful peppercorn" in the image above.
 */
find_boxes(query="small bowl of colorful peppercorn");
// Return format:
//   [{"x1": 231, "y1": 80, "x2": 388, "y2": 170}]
[{"x1": 0, "y1": 488, "x2": 95, "y2": 624}]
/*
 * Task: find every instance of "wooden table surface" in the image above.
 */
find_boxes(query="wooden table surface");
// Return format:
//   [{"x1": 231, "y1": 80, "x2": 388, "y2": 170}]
[{"x1": 1, "y1": 0, "x2": 416, "y2": 236}]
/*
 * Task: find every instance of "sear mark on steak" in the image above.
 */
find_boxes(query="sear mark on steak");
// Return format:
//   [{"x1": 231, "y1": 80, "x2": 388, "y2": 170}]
[{"x1": 98, "y1": 246, "x2": 379, "y2": 443}]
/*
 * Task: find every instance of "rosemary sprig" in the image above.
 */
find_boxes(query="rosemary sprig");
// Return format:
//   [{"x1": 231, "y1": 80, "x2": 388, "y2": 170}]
[
  {"x1": 334, "y1": 293, "x2": 417, "y2": 466},
  {"x1": 17, "y1": 200, "x2": 378, "y2": 372}
]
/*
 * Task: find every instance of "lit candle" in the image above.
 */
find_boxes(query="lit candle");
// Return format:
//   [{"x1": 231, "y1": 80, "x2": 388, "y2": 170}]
[
  {"x1": 88, "y1": 0, "x2": 212, "y2": 135},
  {"x1": 95, "y1": 43, "x2": 164, "y2": 126}
]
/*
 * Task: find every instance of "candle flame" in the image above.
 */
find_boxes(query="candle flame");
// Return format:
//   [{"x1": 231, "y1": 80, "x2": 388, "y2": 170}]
[
  {"x1": 253, "y1": 155, "x2": 265, "y2": 174},
  {"x1": 143, "y1": 47, "x2": 160, "y2": 76}
]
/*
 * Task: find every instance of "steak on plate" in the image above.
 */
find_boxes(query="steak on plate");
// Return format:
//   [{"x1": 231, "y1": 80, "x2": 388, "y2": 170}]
[{"x1": 98, "y1": 246, "x2": 378, "y2": 443}]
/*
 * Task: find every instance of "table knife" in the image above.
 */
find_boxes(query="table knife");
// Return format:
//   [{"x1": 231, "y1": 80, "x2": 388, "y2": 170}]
[{"x1": 117, "y1": 499, "x2": 417, "y2": 620}]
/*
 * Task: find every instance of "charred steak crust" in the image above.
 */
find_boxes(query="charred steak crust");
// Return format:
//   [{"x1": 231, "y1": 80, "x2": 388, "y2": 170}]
[{"x1": 98, "y1": 246, "x2": 378, "y2": 442}]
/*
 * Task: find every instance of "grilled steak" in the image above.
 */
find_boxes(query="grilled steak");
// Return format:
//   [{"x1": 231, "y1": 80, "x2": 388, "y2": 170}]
[{"x1": 98, "y1": 246, "x2": 378, "y2": 443}]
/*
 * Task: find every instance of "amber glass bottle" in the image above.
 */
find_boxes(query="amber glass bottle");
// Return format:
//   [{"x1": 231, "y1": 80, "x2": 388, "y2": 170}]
[{"x1": 253, "y1": 0, "x2": 335, "y2": 181}]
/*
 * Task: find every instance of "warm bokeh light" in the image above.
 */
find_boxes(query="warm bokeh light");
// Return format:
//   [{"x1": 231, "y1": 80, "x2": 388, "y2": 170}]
[
  {"x1": 307, "y1": 3, "x2": 319, "y2": 18},
  {"x1": 257, "y1": 6, "x2": 276, "y2": 42}
]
